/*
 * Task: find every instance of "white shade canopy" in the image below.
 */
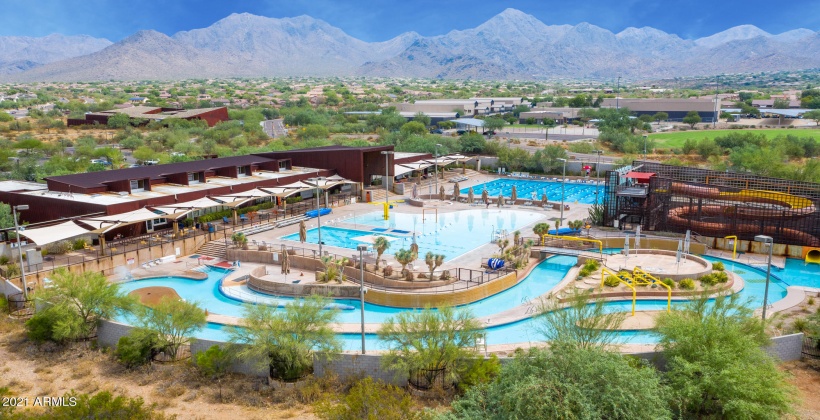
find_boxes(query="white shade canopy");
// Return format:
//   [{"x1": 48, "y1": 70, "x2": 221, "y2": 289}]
[
  {"x1": 393, "y1": 165, "x2": 416, "y2": 177},
  {"x1": 211, "y1": 188, "x2": 272, "y2": 207},
  {"x1": 151, "y1": 197, "x2": 224, "y2": 218},
  {"x1": 78, "y1": 208, "x2": 178, "y2": 233},
  {"x1": 18, "y1": 220, "x2": 92, "y2": 246}
]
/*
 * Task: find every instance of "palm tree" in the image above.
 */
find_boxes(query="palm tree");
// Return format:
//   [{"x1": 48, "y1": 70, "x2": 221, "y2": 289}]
[
  {"x1": 533, "y1": 223, "x2": 550, "y2": 245},
  {"x1": 373, "y1": 236, "x2": 391, "y2": 270},
  {"x1": 424, "y1": 252, "x2": 444, "y2": 281},
  {"x1": 394, "y1": 249, "x2": 416, "y2": 277}
]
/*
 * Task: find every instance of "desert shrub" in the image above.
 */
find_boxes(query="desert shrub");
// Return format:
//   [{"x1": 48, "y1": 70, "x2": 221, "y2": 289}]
[
  {"x1": 583, "y1": 259, "x2": 600, "y2": 271},
  {"x1": 4, "y1": 262, "x2": 20, "y2": 278},
  {"x1": 46, "y1": 240, "x2": 73, "y2": 255},
  {"x1": 34, "y1": 390, "x2": 170, "y2": 419},
  {"x1": 0, "y1": 255, "x2": 8, "y2": 265},
  {"x1": 115, "y1": 328, "x2": 160, "y2": 368},
  {"x1": 72, "y1": 238, "x2": 87, "y2": 250},
  {"x1": 679, "y1": 278, "x2": 696, "y2": 290},
  {"x1": 440, "y1": 270, "x2": 451, "y2": 280},
  {"x1": 314, "y1": 377, "x2": 422, "y2": 420},
  {"x1": 699, "y1": 273, "x2": 718, "y2": 286},
  {"x1": 712, "y1": 261, "x2": 725, "y2": 271},
  {"x1": 578, "y1": 267, "x2": 593, "y2": 277},
  {"x1": 603, "y1": 275, "x2": 620, "y2": 287},
  {"x1": 382, "y1": 266, "x2": 393, "y2": 277},
  {"x1": 714, "y1": 271, "x2": 729, "y2": 283},
  {"x1": 661, "y1": 278, "x2": 675, "y2": 289}
]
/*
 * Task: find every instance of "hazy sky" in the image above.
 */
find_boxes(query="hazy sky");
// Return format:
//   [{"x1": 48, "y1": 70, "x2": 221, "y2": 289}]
[{"x1": 0, "y1": 0, "x2": 817, "y2": 42}]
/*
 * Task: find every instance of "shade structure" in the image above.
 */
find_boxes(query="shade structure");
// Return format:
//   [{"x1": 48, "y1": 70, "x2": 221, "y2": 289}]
[
  {"x1": 211, "y1": 188, "x2": 272, "y2": 207},
  {"x1": 453, "y1": 182, "x2": 460, "y2": 200},
  {"x1": 497, "y1": 193, "x2": 503, "y2": 207},
  {"x1": 511, "y1": 185, "x2": 517, "y2": 201},
  {"x1": 281, "y1": 245, "x2": 290, "y2": 275},
  {"x1": 298, "y1": 220, "x2": 307, "y2": 243},
  {"x1": 151, "y1": 197, "x2": 224, "y2": 217},
  {"x1": 79, "y1": 207, "x2": 176, "y2": 232},
  {"x1": 624, "y1": 171, "x2": 656, "y2": 183},
  {"x1": 393, "y1": 164, "x2": 416, "y2": 178},
  {"x1": 18, "y1": 220, "x2": 92, "y2": 246},
  {"x1": 439, "y1": 185, "x2": 446, "y2": 200},
  {"x1": 467, "y1": 187, "x2": 474, "y2": 204}
]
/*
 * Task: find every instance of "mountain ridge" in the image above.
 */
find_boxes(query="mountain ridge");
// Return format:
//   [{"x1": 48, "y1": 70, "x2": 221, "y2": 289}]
[{"x1": 1, "y1": 9, "x2": 817, "y2": 81}]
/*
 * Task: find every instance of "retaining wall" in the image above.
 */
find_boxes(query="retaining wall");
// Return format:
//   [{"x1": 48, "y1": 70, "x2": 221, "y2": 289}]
[{"x1": 364, "y1": 270, "x2": 518, "y2": 308}]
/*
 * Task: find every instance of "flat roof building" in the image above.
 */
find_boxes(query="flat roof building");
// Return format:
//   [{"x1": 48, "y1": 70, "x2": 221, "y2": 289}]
[{"x1": 67, "y1": 106, "x2": 230, "y2": 127}]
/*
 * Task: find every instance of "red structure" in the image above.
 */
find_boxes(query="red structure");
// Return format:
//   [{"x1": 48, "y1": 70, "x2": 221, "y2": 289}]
[{"x1": 67, "y1": 106, "x2": 229, "y2": 127}]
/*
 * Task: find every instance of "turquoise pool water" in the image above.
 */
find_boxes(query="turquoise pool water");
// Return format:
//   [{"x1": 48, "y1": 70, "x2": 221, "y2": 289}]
[
  {"x1": 464, "y1": 179, "x2": 601, "y2": 205},
  {"x1": 118, "y1": 254, "x2": 820, "y2": 351},
  {"x1": 281, "y1": 209, "x2": 545, "y2": 261}
]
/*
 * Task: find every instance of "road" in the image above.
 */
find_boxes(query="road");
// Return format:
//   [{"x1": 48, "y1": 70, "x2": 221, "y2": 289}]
[{"x1": 261, "y1": 119, "x2": 288, "y2": 138}]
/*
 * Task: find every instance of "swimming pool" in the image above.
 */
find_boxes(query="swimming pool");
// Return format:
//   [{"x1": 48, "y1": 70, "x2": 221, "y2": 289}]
[
  {"x1": 281, "y1": 209, "x2": 545, "y2": 261},
  {"x1": 118, "y1": 254, "x2": 820, "y2": 350},
  {"x1": 464, "y1": 178, "x2": 602, "y2": 205}
]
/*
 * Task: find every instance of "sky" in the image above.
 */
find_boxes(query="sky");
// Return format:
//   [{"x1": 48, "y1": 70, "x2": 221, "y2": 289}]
[{"x1": 0, "y1": 0, "x2": 817, "y2": 42}]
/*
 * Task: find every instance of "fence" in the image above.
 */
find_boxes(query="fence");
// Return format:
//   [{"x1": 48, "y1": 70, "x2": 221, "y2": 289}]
[{"x1": 803, "y1": 336, "x2": 820, "y2": 360}]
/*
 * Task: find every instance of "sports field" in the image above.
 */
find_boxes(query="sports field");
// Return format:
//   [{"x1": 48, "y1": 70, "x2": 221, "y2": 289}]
[{"x1": 648, "y1": 128, "x2": 820, "y2": 149}]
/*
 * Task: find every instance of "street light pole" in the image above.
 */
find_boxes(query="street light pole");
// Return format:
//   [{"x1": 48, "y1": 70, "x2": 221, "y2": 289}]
[
  {"x1": 557, "y1": 158, "x2": 567, "y2": 226},
  {"x1": 357, "y1": 244, "x2": 368, "y2": 354},
  {"x1": 594, "y1": 150, "x2": 603, "y2": 204},
  {"x1": 434, "y1": 143, "x2": 442, "y2": 200},
  {"x1": 616, "y1": 76, "x2": 621, "y2": 110},
  {"x1": 381, "y1": 151, "x2": 394, "y2": 211},
  {"x1": 755, "y1": 235, "x2": 774, "y2": 320},
  {"x1": 13, "y1": 205, "x2": 29, "y2": 299},
  {"x1": 310, "y1": 177, "x2": 326, "y2": 258},
  {"x1": 643, "y1": 135, "x2": 648, "y2": 162}
]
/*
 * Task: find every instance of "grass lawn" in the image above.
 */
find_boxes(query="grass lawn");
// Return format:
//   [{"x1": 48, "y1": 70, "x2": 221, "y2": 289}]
[{"x1": 648, "y1": 128, "x2": 820, "y2": 149}]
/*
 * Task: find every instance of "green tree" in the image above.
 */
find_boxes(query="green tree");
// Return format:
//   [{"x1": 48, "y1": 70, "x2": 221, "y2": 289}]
[
  {"x1": 107, "y1": 113, "x2": 132, "y2": 128},
  {"x1": 443, "y1": 346, "x2": 671, "y2": 420},
  {"x1": 298, "y1": 124, "x2": 330, "y2": 140},
  {"x1": 0, "y1": 111, "x2": 13, "y2": 122},
  {"x1": 378, "y1": 305, "x2": 484, "y2": 388},
  {"x1": 412, "y1": 112, "x2": 431, "y2": 127},
  {"x1": 534, "y1": 144, "x2": 568, "y2": 174},
  {"x1": 804, "y1": 109, "x2": 820, "y2": 126},
  {"x1": 27, "y1": 269, "x2": 133, "y2": 343},
  {"x1": 373, "y1": 236, "x2": 391, "y2": 270},
  {"x1": 535, "y1": 289, "x2": 626, "y2": 350},
  {"x1": 135, "y1": 296, "x2": 207, "y2": 360},
  {"x1": 772, "y1": 98, "x2": 790, "y2": 109},
  {"x1": 229, "y1": 295, "x2": 341, "y2": 381},
  {"x1": 393, "y1": 248, "x2": 416, "y2": 276},
  {"x1": 656, "y1": 294, "x2": 795, "y2": 418},
  {"x1": 132, "y1": 146, "x2": 158, "y2": 163},
  {"x1": 0, "y1": 203, "x2": 16, "y2": 229},
  {"x1": 14, "y1": 137, "x2": 43, "y2": 155},
  {"x1": 683, "y1": 111, "x2": 702, "y2": 128},
  {"x1": 400, "y1": 121, "x2": 427, "y2": 136},
  {"x1": 482, "y1": 117, "x2": 506, "y2": 137},
  {"x1": 653, "y1": 112, "x2": 669, "y2": 124},
  {"x1": 458, "y1": 132, "x2": 485, "y2": 154},
  {"x1": 720, "y1": 111, "x2": 734, "y2": 121}
]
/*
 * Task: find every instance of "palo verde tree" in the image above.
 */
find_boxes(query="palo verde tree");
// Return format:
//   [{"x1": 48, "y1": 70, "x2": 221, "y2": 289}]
[
  {"x1": 534, "y1": 289, "x2": 626, "y2": 350},
  {"x1": 135, "y1": 296, "x2": 207, "y2": 360},
  {"x1": 656, "y1": 293, "x2": 796, "y2": 418},
  {"x1": 230, "y1": 295, "x2": 341, "y2": 381},
  {"x1": 378, "y1": 305, "x2": 490, "y2": 389},
  {"x1": 26, "y1": 269, "x2": 134, "y2": 344}
]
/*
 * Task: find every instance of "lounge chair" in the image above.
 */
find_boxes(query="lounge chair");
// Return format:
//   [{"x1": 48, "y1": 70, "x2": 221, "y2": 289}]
[
  {"x1": 522, "y1": 201, "x2": 533, "y2": 206},
  {"x1": 239, "y1": 214, "x2": 248, "y2": 222},
  {"x1": 222, "y1": 216, "x2": 231, "y2": 224}
]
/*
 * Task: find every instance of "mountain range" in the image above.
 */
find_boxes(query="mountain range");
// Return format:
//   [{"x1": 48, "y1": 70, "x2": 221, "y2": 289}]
[{"x1": 1, "y1": 8, "x2": 817, "y2": 82}]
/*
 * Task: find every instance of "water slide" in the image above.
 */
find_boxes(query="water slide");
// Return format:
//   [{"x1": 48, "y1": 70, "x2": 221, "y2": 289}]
[
  {"x1": 806, "y1": 248, "x2": 820, "y2": 265},
  {"x1": 667, "y1": 183, "x2": 820, "y2": 246}
]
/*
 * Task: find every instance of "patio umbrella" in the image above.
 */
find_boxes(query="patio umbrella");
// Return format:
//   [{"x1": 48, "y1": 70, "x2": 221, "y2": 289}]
[
  {"x1": 541, "y1": 192, "x2": 548, "y2": 207},
  {"x1": 281, "y1": 246, "x2": 290, "y2": 274},
  {"x1": 481, "y1": 189, "x2": 489, "y2": 204},
  {"x1": 497, "y1": 193, "x2": 503, "y2": 208},
  {"x1": 411, "y1": 183, "x2": 418, "y2": 199},
  {"x1": 453, "y1": 182, "x2": 460, "y2": 200},
  {"x1": 298, "y1": 220, "x2": 307, "y2": 243},
  {"x1": 439, "y1": 185, "x2": 446, "y2": 200},
  {"x1": 410, "y1": 233, "x2": 419, "y2": 256},
  {"x1": 467, "y1": 187, "x2": 474, "y2": 204},
  {"x1": 511, "y1": 185, "x2": 517, "y2": 202}
]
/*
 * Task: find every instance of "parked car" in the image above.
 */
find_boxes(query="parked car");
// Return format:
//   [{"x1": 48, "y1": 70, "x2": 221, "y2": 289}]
[
  {"x1": 430, "y1": 129, "x2": 444, "y2": 134},
  {"x1": 144, "y1": 159, "x2": 159, "y2": 165},
  {"x1": 456, "y1": 129, "x2": 467, "y2": 135},
  {"x1": 90, "y1": 158, "x2": 111, "y2": 166}
]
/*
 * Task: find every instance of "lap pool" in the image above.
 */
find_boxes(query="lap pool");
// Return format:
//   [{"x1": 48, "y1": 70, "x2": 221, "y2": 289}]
[{"x1": 464, "y1": 178, "x2": 602, "y2": 205}]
